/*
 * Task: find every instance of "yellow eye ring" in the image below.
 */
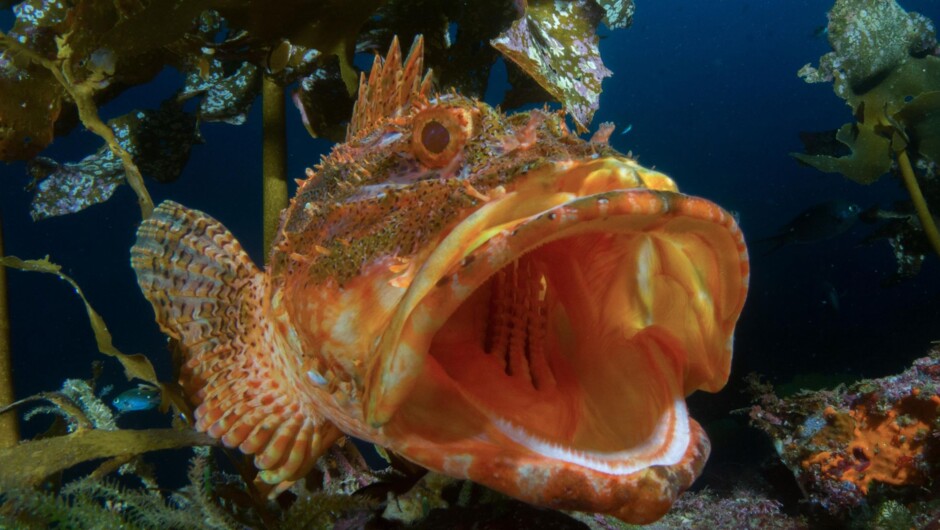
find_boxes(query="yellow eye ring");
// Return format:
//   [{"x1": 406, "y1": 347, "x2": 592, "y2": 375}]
[{"x1": 411, "y1": 106, "x2": 475, "y2": 169}]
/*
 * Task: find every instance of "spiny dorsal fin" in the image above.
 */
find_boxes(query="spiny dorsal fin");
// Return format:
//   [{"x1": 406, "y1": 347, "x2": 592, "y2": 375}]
[{"x1": 346, "y1": 35, "x2": 433, "y2": 141}]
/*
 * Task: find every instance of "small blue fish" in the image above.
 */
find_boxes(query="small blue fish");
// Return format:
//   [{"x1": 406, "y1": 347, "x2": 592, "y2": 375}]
[
  {"x1": 112, "y1": 385, "x2": 161, "y2": 412},
  {"x1": 620, "y1": 123, "x2": 633, "y2": 135}
]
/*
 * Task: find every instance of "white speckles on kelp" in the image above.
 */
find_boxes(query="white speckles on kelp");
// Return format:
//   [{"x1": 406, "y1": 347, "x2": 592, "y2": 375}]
[
  {"x1": 596, "y1": 0, "x2": 635, "y2": 30},
  {"x1": 492, "y1": 0, "x2": 620, "y2": 132},
  {"x1": 180, "y1": 58, "x2": 260, "y2": 125},
  {"x1": 27, "y1": 103, "x2": 199, "y2": 220},
  {"x1": 799, "y1": 0, "x2": 937, "y2": 91}
]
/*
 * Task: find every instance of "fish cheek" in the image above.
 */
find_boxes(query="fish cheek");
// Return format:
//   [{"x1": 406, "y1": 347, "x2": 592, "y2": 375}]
[{"x1": 384, "y1": 356, "x2": 490, "y2": 444}]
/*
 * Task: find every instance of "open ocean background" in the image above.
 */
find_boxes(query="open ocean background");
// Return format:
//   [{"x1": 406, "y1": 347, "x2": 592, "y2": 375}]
[{"x1": 2, "y1": 0, "x2": 939, "y2": 488}]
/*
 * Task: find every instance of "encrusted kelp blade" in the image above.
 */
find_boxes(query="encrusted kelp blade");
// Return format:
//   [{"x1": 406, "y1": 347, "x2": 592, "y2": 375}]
[
  {"x1": 0, "y1": 1, "x2": 69, "y2": 160},
  {"x1": 0, "y1": 428, "x2": 215, "y2": 492},
  {"x1": 0, "y1": 67, "x2": 64, "y2": 160},
  {"x1": 595, "y1": 0, "x2": 636, "y2": 29},
  {"x1": 292, "y1": 57, "x2": 355, "y2": 141},
  {"x1": 793, "y1": 57, "x2": 940, "y2": 184},
  {"x1": 793, "y1": 0, "x2": 940, "y2": 184},
  {"x1": 180, "y1": 60, "x2": 261, "y2": 125},
  {"x1": 28, "y1": 103, "x2": 200, "y2": 220},
  {"x1": 894, "y1": 91, "x2": 940, "y2": 164},
  {"x1": 492, "y1": 0, "x2": 622, "y2": 132}
]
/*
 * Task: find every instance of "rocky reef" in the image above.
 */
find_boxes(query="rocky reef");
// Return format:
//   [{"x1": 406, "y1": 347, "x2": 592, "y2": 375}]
[{"x1": 749, "y1": 349, "x2": 940, "y2": 526}]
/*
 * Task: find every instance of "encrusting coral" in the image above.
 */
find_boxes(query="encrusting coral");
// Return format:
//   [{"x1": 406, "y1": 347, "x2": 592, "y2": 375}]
[{"x1": 749, "y1": 350, "x2": 940, "y2": 515}]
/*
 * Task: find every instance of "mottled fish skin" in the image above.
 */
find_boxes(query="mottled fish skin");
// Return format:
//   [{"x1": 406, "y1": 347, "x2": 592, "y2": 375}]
[{"x1": 132, "y1": 36, "x2": 749, "y2": 524}]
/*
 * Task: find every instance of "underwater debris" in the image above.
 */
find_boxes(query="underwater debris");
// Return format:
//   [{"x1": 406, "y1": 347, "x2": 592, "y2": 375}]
[
  {"x1": 749, "y1": 351, "x2": 940, "y2": 515},
  {"x1": 492, "y1": 0, "x2": 622, "y2": 132}
]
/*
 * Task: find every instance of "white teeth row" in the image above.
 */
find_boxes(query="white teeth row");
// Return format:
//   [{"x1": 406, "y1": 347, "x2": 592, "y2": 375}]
[{"x1": 491, "y1": 396, "x2": 691, "y2": 475}]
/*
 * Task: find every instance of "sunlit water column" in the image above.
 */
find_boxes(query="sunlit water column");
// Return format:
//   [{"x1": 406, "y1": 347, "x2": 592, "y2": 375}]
[{"x1": 0, "y1": 211, "x2": 18, "y2": 449}]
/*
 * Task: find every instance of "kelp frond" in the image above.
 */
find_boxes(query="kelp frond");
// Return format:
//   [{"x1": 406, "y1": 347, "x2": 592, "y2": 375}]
[{"x1": 0, "y1": 449, "x2": 254, "y2": 530}]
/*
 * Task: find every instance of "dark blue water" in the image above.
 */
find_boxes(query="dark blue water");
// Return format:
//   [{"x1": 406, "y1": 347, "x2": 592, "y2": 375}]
[{"x1": 1, "y1": 0, "x2": 938, "y2": 487}]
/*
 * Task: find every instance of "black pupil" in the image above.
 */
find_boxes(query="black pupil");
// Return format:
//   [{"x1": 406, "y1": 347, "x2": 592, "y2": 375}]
[{"x1": 421, "y1": 121, "x2": 450, "y2": 154}]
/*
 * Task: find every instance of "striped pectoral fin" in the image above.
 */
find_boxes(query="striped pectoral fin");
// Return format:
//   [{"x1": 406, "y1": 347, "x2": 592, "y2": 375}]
[{"x1": 132, "y1": 200, "x2": 341, "y2": 493}]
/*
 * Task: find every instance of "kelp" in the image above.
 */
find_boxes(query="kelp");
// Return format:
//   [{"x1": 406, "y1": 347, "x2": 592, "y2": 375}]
[
  {"x1": 0, "y1": 214, "x2": 13, "y2": 450},
  {"x1": 793, "y1": 0, "x2": 940, "y2": 181},
  {"x1": 262, "y1": 74, "x2": 288, "y2": 258},
  {"x1": 0, "y1": 255, "x2": 190, "y2": 419},
  {"x1": 1, "y1": 452, "x2": 243, "y2": 529},
  {"x1": 28, "y1": 102, "x2": 200, "y2": 220},
  {"x1": 0, "y1": 428, "x2": 216, "y2": 492},
  {"x1": 0, "y1": 0, "x2": 386, "y2": 219},
  {"x1": 792, "y1": 0, "x2": 940, "y2": 270},
  {"x1": 793, "y1": 57, "x2": 940, "y2": 184},
  {"x1": 492, "y1": 0, "x2": 632, "y2": 132},
  {"x1": 2, "y1": 0, "x2": 637, "y2": 221}
]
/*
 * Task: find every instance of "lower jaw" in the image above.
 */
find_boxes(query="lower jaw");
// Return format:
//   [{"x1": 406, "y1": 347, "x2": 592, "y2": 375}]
[{"x1": 383, "y1": 387, "x2": 710, "y2": 525}]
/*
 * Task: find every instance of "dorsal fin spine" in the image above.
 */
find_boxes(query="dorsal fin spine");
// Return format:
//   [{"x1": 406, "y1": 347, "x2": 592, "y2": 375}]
[{"x1": 346, "y1": 35, "x2": 431, "y2": 141}]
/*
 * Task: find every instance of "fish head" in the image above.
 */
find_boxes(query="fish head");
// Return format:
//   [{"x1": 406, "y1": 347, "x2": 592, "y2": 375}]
[{"x1": 270, "y1": 37, "x2": 749, "y2": 523}]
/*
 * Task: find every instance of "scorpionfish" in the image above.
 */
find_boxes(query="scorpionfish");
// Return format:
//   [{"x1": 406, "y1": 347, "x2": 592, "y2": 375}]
[{"x1": 132, "y1": 36, "x2": 749, "y2": 523}]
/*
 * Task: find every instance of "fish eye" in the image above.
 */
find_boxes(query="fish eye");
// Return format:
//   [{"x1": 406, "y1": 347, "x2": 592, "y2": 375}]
[
  {"x1": 421, "y1": 120, "x2": 450, "y2": 154},
  {"x1": 411, "y1": 105, "x2": 475, "y2": 169}
]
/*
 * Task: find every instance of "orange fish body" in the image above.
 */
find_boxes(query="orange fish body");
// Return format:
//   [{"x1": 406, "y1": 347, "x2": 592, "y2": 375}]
[{"x1": 132, "y1": 37, "x2": 748, "y2": 524}]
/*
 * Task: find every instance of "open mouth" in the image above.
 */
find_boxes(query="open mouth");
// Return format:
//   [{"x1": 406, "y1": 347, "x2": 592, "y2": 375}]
[
  {"x1": 428, "y1": 229, "x2": 693, "y2": 473},
  {"x1": 367, "y1": 157, "x2": 748, "y2": 477}
]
